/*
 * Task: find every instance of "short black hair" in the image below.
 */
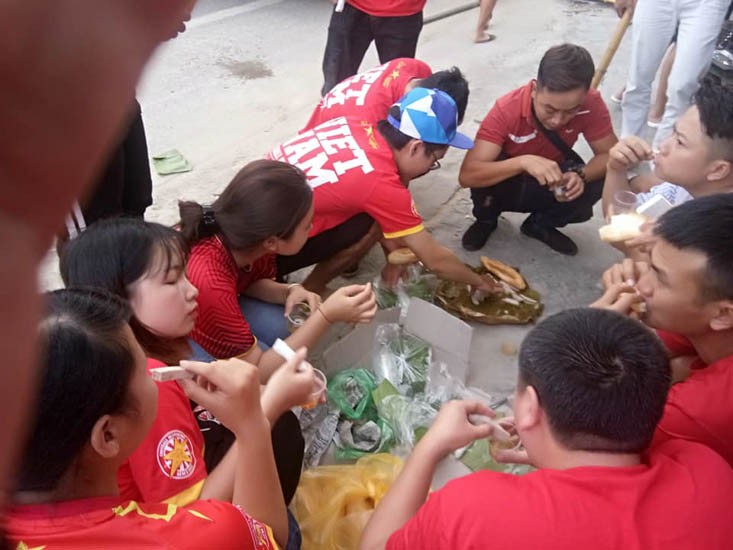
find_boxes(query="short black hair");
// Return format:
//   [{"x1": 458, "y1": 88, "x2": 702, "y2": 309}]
[
  {"x1": 518, "y1": 308, "x2": 670, "y2": 453},
  {"x1": 655, "y1": 193, "x2": 733, "y2": 301},
  {"x1": 16, "y1": 288, "x2": 135, "y2": 492},
  {"x1": 694, "y1": 77, "x2": 733, "y2": 161},
  {"x1": 536, "y1": 44, "x2": 595, "y2": 92},
  {"x1": 377, "y1": 105, "x2": 449, "y2": 157},
  {"x1": 416, "y1": 67, "x2": 469, "y2": 124}
]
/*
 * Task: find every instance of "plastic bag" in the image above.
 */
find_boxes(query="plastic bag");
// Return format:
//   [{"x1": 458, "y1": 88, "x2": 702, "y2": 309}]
[
  {"x1": 373, "y1": 324, "x2": 431, "y2": 396},
  {"x1": 292, "y1": 454, "x2": 403, "y2": 550},
  {"x1": 328, "y1": 369, "x2": 377, "y2": 420},
  {"x1": 333, "y1": 418, "x2": 394, "y2": 460},
  {"x1": 376, "y1": 394, "x2": 436, "y2": 448},
  {"x1": 373, "y1": 265, "x2": 438, "y2": 311}
]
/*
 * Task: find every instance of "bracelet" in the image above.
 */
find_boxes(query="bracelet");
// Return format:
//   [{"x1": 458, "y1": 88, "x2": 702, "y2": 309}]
[
  {"x1": 317, "y1": 307, "x2": 334, "y2": 324},
  {"x1": 286, "y1": 282, "x2": 302, "y2": 294}
]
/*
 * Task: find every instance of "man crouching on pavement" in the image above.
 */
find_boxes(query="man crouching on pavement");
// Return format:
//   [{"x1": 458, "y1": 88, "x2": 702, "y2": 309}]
[{"x1": 460, "y1": 43, "x2": 617, "y2": 256}]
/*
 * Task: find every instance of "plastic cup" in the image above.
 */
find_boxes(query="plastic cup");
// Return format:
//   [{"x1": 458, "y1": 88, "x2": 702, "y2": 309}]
[
  {"x1": 300, "y1": 368, "x2": 327, "y2": 410},
  {"x1": 287, "y1": 302, "x2": 312, "y2": 333},
  {"x1": 489, "y1": 435, "x2": 522, "y2": 458},
  {"x1": 553, "y1": 184, "x2": 569, "y2": 202},
  {"x1": 611, "y1": 190, "x2": 638, "y2": 216}
]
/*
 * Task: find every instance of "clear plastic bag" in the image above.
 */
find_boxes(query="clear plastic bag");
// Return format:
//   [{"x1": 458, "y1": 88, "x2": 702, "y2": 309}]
[
  {"x1": 373, "y1": 324, "x2": 431, "y2": 396},
  {"x1": 292, "y1": 454, "x2": 403, "y2": 550},
  {"x1": 376, "y1": 394, "x2": 436, "y2": 448}
]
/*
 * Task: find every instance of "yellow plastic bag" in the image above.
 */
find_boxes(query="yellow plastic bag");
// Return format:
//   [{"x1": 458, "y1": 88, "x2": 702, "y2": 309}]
[{"x1": 292, "y1": 453, "x2": 403, "y2": 550}]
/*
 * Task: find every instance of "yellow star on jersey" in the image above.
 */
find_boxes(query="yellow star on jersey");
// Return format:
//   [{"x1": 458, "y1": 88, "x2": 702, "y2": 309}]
[
  {"x1": 16, "y1": 542, "x2": 46, "y2": 550},
  {"x1": 164, "y1": 437, "x2": 192, "y2": 479}
]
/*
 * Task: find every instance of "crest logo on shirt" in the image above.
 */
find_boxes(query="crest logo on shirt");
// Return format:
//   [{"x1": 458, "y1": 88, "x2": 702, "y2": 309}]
[{"x1": 157, "y1": 430, "x2": 196, "y2": 480}]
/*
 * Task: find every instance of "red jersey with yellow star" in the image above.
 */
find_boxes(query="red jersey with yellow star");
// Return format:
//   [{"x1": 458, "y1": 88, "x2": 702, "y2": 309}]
[
  {"x1": 269, "y1": 116, "x2": 424, "y2": 239},
  {"x1": 301, "y1": 58, "x2": 431, "y2": 132},
  {"x1": 5, "y1": 497, "x2": 279, "y2": 549},
  {"x1": 117, "y1": 358, "x2": 207, "y2": 506}
]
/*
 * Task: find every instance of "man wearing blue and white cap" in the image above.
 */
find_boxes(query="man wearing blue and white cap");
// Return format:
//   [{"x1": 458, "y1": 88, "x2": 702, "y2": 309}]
[{"x1": 270, "y1": 87, "x2": 501, "y2": 295}]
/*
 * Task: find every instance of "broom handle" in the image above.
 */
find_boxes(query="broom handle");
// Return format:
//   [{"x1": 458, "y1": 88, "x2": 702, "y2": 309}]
[{"x1": 592, "y1": 9, "x2": 633, "y2": 89}]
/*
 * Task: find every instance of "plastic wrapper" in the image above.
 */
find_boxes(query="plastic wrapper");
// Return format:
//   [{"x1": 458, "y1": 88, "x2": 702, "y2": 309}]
[
  {"x1": 334, "y1": 418, "x2": 394, "y2": 460},
  {"x1": 327, "y1": 369, "x2": 378, "y2": 420},
  {"x1": 376, "y1": 394, "x2": 437, "y2": 448},
  {"x1": 373, "y1": 324, "x2": 431, "y2": 396},
  {"x1": 435, "y1": 266, "x2": 543, "y2": 325},
  {"x1": 373, "y1": 265, "x2": 438, "y2": 311},
  {"x1": 292, "y1": 453, "x2": 403, "y2": 550}
]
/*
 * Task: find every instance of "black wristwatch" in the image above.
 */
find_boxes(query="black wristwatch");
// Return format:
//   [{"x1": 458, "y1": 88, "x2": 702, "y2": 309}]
[{"x1": 571, "y1": 166, "x2": 587, "y2": 183}]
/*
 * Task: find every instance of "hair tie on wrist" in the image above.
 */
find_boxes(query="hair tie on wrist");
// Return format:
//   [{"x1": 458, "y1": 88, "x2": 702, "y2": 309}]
[{"x1": 201, "y1": 205, "x2": 217, "y2": 228}]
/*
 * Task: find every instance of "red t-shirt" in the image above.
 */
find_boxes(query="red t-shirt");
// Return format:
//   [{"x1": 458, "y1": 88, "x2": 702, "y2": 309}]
[
  {"x1": 651, "y1": 330, "x2": 733, "y2": 466},
  {"x1": 4, "y1": 497, "x2": 278, "y2": 549},
  {"x1": 347, "y1": 0, "x2": 425, "y2": 17},
  {"x1": 388, "y1": 440, "x2": 733, "y2": 550},
  {"x1": 302, "y1": 58, "x2": 431, "y2": 132},
  {"x1": 117, "y1": 358, "x2": 207, "y2": 506},
  {"x1": 188, "y1": 236, "x2": 277, "y2": 359},
  {"x1": 476, "y1": 80, "x2": 614, "y2": 163},
  {"x1": 269, "y1": 116, "x2": 423, "y2": 239}
]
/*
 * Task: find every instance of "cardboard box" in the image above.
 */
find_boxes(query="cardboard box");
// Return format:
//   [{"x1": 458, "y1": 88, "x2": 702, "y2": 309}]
[{"x1": 323, "y1": 298, "x2": 473, "y2": 384}]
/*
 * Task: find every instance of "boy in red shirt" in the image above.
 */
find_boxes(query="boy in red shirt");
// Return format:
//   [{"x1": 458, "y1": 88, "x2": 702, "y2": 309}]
[
  {"x1": 321, "y1": 0, "x2": 425, "y2": 95},
  {"x1": 271, "y1": 87, "x2": 499, "y2": 295},
  {"x1": 360, "y1": 308, "x2": 733, "y2": 550},
  {"x1": 595, "y1": 194, "x2": 733, "y2": 466},
  {"x1": 460, "y1": 44, "x2": 618, "y2": 255},
  {"x1": 303, "y1": 58, "x2": 468, "y2": 132}
]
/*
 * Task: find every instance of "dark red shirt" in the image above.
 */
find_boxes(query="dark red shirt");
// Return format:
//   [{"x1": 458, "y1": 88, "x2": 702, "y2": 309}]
[
  {"x1": 476, "y1": 80, "x2": 614, "y2": 162},
  {"x1": 188, "y1": 236, "x2": 277, "y2": 358}
]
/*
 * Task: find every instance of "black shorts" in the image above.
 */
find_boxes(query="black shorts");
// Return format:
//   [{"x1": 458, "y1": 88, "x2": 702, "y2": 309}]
[{"x1": 276, "y1": 213, "x2": 374, "y2": 276}]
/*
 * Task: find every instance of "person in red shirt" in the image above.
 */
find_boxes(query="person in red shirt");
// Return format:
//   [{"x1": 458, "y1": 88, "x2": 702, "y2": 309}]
[
  {"x1": 179, "y1": 160, "x2": 377, "y2": 371},
  {"x1": 460, "y1": 44, "x2": 618, "y2": 255},
  {"x1": 6, "y1": 288, "x2": 294, "y2": 548},
  {"x1": 359, "y1": 308, "x2": 733, "y2": 550},
  {"x1": 303, "y1": 58, "x2": 468, "y2": 132},
  {"x1": 60, "y1": 218, "x2": 320, "y2": 548},
  {"x1": 593, "y1": 194, "x2": 733, "y2": 467},
  {"x1": 321, "y1": 0, "x2": 425, "y2": 95},
  {"x1": 271, "y1": 87, "x2": 501, "y2": 295}
]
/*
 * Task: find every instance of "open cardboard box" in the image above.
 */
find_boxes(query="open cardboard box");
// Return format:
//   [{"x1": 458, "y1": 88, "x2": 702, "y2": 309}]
[{"x1": 321, "y1": 298, "x2": 486, "y2": 487}]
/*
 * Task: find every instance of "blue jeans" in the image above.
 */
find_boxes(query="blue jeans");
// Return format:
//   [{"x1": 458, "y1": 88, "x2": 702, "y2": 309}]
[{"x1": 188, "y1": 296, "x2": 289, "y2": 361}]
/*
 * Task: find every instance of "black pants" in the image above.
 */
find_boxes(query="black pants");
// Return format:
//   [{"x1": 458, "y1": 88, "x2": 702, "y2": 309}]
[
  {"x1": 81, "y1": 100, "x2": 153, "y2": 225},
  {"x1": 201, "y1": 410, "x2": 304, "y2": 505},
  {"x1": 470, "y1": 173, "x2": 603, "y2": 228},
  {"x1": 321, "y1": 3, "x2": 423, "y2": 95},
  {"x1": 276, "y1": 213, "x2": 374, "y2": 276}
]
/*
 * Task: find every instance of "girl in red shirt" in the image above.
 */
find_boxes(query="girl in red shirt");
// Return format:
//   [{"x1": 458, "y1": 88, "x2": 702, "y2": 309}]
[
  {"x1": 7, "y1": 288, "x2": 289, "y2": 549},
  {"x1": 60, "y1": 218, "x2": 315, "y2": 548},
  {"x1": 179, "y1": 159, "x2": 377, "y2": 377}
]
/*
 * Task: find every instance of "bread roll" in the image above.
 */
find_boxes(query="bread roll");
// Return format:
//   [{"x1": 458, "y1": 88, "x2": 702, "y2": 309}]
[
  {"x1": 387, "y1": 247, "x2": 418, "y2": 265},
  {"x1": 598, "y1": 213, "x2": 646, "y2": 243},
  {"x1": 480, "y1": 256, "x2": 527, "y2": 291}
]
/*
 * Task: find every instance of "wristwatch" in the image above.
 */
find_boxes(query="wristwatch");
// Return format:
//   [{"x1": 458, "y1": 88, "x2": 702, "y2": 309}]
[{"x1": 570, "y1": 166, "x2": 587, "y2": 183}]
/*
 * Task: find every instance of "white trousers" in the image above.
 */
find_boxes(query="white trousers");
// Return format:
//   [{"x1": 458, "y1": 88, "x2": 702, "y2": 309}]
[{"x1": 621, "y1": 0, "x2": 729, "y2": 146}]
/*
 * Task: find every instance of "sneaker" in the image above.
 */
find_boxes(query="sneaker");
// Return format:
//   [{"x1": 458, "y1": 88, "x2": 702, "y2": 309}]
[
  {"x1": 520, "y1": 217, "x2": 578, "y2": 255},
  {"x1": 462, "y1": 220, "x2": 498, "y2": 251}
]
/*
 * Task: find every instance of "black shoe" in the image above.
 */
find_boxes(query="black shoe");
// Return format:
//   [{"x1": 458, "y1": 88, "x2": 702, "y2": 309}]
[
  {"x1": 520, "y1": 217, "x2": 578, "y2": 255},
  {"x1": 462, "y1": 220, "x2": 498, "y2": 251}
]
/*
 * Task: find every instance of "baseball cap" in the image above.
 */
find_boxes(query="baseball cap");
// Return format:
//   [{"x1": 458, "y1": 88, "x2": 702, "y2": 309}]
[{"x1": 388, "y1": 87, "x2": 474, "y2": 150}]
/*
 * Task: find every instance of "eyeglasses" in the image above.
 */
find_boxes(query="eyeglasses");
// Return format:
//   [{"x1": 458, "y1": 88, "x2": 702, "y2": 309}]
[{"x1": 429, "y1": 151, "x2": 442, "y2": 171}]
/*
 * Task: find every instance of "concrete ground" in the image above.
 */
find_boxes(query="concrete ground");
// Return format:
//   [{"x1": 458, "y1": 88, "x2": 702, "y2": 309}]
[{"x1": 43, "y1": 0, "x2": 634, "y2": 432}]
